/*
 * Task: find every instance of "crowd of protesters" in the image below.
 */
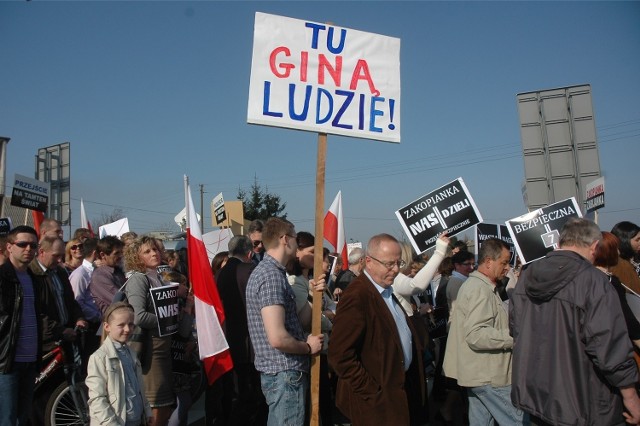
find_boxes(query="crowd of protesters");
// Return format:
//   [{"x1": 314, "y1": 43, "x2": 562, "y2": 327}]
[{"x1": 2, "y1": 216, "x2": 640, "y2": 425}]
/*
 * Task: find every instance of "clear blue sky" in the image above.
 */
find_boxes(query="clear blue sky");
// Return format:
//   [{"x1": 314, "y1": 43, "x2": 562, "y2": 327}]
[{"x1": 2, "y1": 1, "x2": 639, "y2": 245}]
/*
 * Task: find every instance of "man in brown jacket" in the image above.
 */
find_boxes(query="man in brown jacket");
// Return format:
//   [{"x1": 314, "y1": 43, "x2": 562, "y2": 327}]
[{"x1": 329, "y1": 233, "x2": 424, "y2": 426}]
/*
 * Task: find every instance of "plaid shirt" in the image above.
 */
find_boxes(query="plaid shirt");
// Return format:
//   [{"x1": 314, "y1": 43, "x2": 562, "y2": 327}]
[{"x1": 246, "y1": 254, "x2": 308, "y2": 374}]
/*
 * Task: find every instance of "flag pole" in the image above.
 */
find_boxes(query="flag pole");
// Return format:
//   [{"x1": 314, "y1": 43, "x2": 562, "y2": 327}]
[
  {"x1": 184, "y1": 175, "x2": 190, "y2": 228},
  {"x1": 310, "y1": 132, "x2": 327, "y2": 426}
]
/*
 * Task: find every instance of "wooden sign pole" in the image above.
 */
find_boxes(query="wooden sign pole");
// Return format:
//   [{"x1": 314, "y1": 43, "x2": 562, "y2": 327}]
[{"x1": 310, "y1": 132, "x2": 327, "y2": 426}]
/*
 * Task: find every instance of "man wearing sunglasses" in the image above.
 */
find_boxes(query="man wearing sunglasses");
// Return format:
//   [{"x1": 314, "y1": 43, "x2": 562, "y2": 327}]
[
  {"x1": 247, "y1": 219, "x2": 265, "y2": 265},
  {"x1": 329, "y1": 233, "x2": 424, "y2": 426},
  {"x1": 0, "y1": 226, "x2": 43, "y2": 426}
]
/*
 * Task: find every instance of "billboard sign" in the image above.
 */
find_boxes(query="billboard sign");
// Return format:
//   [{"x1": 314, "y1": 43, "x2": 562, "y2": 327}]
[{"x1": 516, "y1": 85, "x2": 601, "y2": 211}]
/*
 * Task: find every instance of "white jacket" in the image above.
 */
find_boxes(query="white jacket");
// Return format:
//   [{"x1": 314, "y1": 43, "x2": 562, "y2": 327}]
[{"x1": 86, "y1": 336, "x2": 152, "y2": 425}]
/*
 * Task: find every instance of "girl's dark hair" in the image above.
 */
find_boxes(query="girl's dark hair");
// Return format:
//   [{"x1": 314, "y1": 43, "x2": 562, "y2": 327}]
[
  {"x1": 611, "y1": 221, "x2": 640, "y2": 260},
  {"x1": 296, "y1": 231, "x2": 314, "y2": 250}
]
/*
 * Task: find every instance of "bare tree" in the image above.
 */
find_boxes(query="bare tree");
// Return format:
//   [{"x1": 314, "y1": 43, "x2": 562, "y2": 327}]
[{"x1": 93, "y1": 208, "x2": 125, "y2": 230}]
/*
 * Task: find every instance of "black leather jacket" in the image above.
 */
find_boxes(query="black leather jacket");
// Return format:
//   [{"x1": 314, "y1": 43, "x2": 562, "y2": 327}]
[{"x1": 0, "y1": 261, "x2": 43, "y2": 373}]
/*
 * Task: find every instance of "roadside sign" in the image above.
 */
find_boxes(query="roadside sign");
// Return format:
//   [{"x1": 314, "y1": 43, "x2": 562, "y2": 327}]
[
  {"x1": 585, "y1": 176, "x2": 604, "y2": 213},
  {"x1": 212, "y1": 193, "x2": 227, "y2": 225}
]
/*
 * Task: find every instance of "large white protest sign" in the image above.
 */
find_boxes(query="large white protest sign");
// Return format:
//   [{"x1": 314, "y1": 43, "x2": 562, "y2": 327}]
[
  {"x1": 202, "y1": 228, "x2": 234, "y2": 265},
  {"x1": 505, "y1": 197, "x2": 582, "y2": 264},
  {"x1": 248, "y1": 12, "x2": 401, "y2": 143},
  {"x1": 99, "y1": 218, "x2": 129, "y2": 238},
  {"x1": 396, "y1": 178, "x2": 483, "y2": 254}
]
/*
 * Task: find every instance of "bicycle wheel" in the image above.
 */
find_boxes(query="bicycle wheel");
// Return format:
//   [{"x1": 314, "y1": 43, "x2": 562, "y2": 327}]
[
  {"x1": 44, "y1": 380, "x2": 90, "y2": 426},
  {"x1": 189, "y1": 362, "x2": 207, "y2": 402}
]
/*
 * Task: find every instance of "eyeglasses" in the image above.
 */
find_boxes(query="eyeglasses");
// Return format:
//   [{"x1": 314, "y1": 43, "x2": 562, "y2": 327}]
[
  {"x1": 70, "y1": 244, "x2": 83, "y2": 250},
  {"x1": 461, "y1": 262, "x2": 476, "y2": 267},
  {"x1": 368, "y1": 255, "x2": 406, "y2": 270},
  {"x1": 14, "y1": 241, "x2": 38, "y2": 249},
  {"x1": 252, "y1": 240, "x2": 262, "y2": 247}
]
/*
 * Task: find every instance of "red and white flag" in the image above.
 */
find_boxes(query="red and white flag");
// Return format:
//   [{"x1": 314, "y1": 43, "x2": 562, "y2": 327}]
[
  {"x1": 80, "y1": 198, "x2": 94, "y2": 237},
  {"x1": 324, "y1": 191, "x2": 348, "y2": 270},
  {"x1": 184, "y1": 176, "x2": 233, "y2": 384}
]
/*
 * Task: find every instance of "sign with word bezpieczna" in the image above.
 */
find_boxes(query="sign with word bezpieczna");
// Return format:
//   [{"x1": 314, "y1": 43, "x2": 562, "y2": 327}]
[
  {"x1": 213, "y1": 192, "x2": 226, "y2": 225},
  {"x1": 149, "y1": 283, "x2": 180, "y2": 337},
  {"x1": 505, "y1": 197, "x2": 582, "y2": 264},
  {"x1": 475, "y1": 223, "x2": 517, "y2": 265},
  {"x1": 248, "y1": 12, "x2": 401, "y2": 143},
  {"x1": 396, "y1": 178, "x2": 483, "y2": 254},
  {"x1": 585, "y1": 176, "x2": 604, "y2": 213},
  {"x1": 11, "y1": 174, "x2": 50, "y2": 213}
]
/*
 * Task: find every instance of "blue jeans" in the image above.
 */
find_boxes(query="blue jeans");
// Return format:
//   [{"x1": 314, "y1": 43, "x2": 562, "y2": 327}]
[
  {"x1": 467, "y1": 384, "x2": 526, "y2": 426},
  {"x1": 0, "y1": 362, "x2": 38, "y2": 426},
  {"x1": 260, "y1": 370, "x2": 308, "y2": 426}
]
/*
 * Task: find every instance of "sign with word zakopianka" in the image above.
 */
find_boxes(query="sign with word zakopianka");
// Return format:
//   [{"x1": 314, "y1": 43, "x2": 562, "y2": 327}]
[
  {"x1": 248, "y1": 12, "x2": 401, "y2": 143},
  {"x1": 149, "y1": 283, "x2": 180, "y2": 337},
  {"x1": 505, "y1": 197, "x2": 582, "y2": 264},
  {"x1": 585, "y1": 176, "x2": 604, "y2": 213},
  {"x1": 396, "y1": 178, "x2": 483, "y2": 254},
  {"x1": 11, "y1": 174, "x2": 50, "y2": 213},
  {"x1": 475, "y1": 223, "x2": 517, "y2": 265},
  {"x1": 212, "y1": 192, "x2": 227, "y2": 225}
]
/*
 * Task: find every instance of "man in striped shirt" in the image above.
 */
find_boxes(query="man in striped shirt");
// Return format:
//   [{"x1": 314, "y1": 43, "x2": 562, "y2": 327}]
[{"x1": 0, "y1": 225, "x2": 43, "y2": 426}]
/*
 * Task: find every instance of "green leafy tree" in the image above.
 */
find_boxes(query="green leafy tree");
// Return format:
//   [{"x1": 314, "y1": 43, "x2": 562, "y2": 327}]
[{"x1": 237, "y1": 176, "x2": 287, "y2": 221}]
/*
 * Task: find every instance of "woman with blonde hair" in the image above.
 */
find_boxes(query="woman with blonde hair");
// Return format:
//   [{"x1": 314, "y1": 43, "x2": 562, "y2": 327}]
[
  {"x1": 123, "y1": 236, "x2": 176, "y2": 426},
  {"x1": 63, "y1": 238, "x2": 84, "y2": 273}
]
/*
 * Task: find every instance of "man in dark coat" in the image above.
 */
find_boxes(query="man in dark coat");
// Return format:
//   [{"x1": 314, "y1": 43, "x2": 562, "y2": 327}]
[
  {"x1": 0, "y1": 226, "x2": 44, "y2": 425},
  {"x1": 29, "y1": 236, "x2": 87, "y2": 352},
  {"x1": 329, "y1": 233, "x2": 425, "y2": 426},
  {"x1": 206, "y1": 235, "x2": 266, "y2": 425},
  {"x1": 511, "y1": 218, "x2": 640, "y2": 425}
]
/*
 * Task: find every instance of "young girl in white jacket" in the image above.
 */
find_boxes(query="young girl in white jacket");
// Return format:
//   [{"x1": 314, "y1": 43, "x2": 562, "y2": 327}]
[{"x1": 86, "y1": 302, "x2": 153, "y2": 425}]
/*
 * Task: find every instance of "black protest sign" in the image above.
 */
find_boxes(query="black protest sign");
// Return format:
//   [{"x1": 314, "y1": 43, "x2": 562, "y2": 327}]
[
  {"x1": 396, "y1": 178, "x2": 483, "y2": 254},
  {"x1": 10, "y1": 174, "x2": 49, "y2": 213},
  {"x1": 505, "y1": 197, "x2": 582, "y2": 264},
  {"x1": 149, "y1": 283, "x2": 180, "y2": 337},
  {"x1": 475, "y1": 223, "x2": 517, "y2": 265},
  {"x1": 0, "y1": 217, "x2": 12, "y2": 236}
]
